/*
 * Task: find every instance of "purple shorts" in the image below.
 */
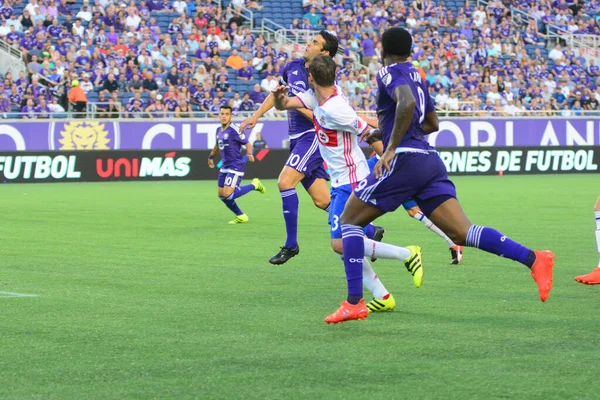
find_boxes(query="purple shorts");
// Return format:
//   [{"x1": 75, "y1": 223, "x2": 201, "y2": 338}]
[
  {"x1": 218, "y1": 170, "x2": 244, "y2": 188},
  {"x1": 286, "y1": 132, "x2": 329, "y2": 190},
  {"x1": 354, "y1": 152, "x2": 457, "y2": 216}
]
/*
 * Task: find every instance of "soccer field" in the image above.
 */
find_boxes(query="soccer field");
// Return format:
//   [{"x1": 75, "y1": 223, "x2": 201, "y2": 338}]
[{"x1": 1, "y1": 175, "x2": 599, "y2": 399}]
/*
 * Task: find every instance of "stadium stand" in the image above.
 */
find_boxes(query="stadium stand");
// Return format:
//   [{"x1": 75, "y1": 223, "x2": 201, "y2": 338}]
[{"x1": 0, "y1": 0, "x2": 597, "y2": 118}]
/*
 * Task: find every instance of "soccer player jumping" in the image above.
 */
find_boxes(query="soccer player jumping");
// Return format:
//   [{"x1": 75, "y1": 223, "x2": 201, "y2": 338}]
[
  {"x1": 574, "y1": 196, "x2": 600, "y2": 284},
  {"x1": 272, "y1": 55, "x2": 424, "y2": 315},
  {"x1": 330, "y1": 27, "x2": 555, "y2": 323},
  {"x1": 208, "y1": 105, "x2": 266, "y2": 224},
  {"x1": 241, "y1": 31, "x2": 384, "y2": 265}
]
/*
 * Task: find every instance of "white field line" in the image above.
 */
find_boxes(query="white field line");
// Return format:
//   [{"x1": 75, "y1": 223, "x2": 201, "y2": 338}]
[{"x1": 0, "y1": 291, "x2": 38, "y2": 298}]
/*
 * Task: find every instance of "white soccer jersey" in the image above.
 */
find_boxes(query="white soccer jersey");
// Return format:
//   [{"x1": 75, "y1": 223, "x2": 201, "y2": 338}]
[{"x1": 297, "y1": 86, "x2": 370, "y2": 188}]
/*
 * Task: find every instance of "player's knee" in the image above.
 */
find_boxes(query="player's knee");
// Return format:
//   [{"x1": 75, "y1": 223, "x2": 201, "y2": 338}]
[
  {"x1": 330, "y1": 239, "x2": 343, "y2": 254},
  {"x1": 312, "y1": 197, "x2": 329, "y2": 210},
  {"x1": 277, "y1": 175, "x2": 296, "y2": 190},
  {"x1": 221, "y1": 187, "x2": 234, "y2": 198}
]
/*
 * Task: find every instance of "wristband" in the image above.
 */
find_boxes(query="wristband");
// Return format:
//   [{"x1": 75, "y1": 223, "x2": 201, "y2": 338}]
[{"x1": 208, "y1": 155, "x2": 214, "y2": 160}]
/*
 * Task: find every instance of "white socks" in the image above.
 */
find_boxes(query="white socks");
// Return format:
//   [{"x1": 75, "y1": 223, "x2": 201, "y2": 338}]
[
  {"x1": 362, "y1": 258, "x2": 389, "y2": 299},
  {"x1": 413, "y1": 211, "x2": 456, "y2": 248},
  {"x1": 364, "y1": 238, "x2": 411, "y2": 260}
]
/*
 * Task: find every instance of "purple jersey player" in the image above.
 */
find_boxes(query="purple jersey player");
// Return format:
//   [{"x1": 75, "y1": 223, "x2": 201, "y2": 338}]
[
  {"x1": 330, "y1": 27, "x2": 555, "y2": 324},
  {"x1": 208, "y1": 105, "x2": 265, "y2": 224},
  {"x1": 239, "y1": 31, "x2": 340, "y2": 265}
]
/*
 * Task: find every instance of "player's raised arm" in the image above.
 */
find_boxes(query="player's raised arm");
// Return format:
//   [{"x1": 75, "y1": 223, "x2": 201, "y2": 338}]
[
  {"x1": 239, "y1": 93, "x2": 276, "y2": 132},
  {"x1": 272, "y1": 85, "x2": 309, "y2": 111}
]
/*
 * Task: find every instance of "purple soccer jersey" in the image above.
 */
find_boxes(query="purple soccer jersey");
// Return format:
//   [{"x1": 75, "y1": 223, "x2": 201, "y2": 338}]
[
  {"x1": 376, "y1": 62, "x2": 435, "y2": 151},
  {"x1": 354, "y1": 62, "x2": 456, "y2": 215},
  {"x1": 217, "y1": 123, "x2": 248, "y2": 173},
  {"x1": 279, "y1": 59, "x2": 315, "y2": 138}
]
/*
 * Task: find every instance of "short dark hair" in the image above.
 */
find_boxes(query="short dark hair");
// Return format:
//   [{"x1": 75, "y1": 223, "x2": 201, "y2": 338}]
[
  {"x1": 318, "y1": 30, "x2": 339, "y2": 58},
  {"x1": 382, "y1": 27, "x2": 413, "y2": 58},
  {"x1": 220, "y1": 105, "x2": 233, "y2": 113},
  {"x1": 309, "y1": 55, "x2": 336, "y2": 87}
]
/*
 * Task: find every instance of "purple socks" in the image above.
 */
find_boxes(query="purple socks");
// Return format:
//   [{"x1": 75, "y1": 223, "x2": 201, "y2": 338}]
[
  {"x1": 219, "y1": 196, "x2": 243, "y2": 216},
  {"x1": 466, "y1": 225, "x2": 536, "y2": 268},
  {"x1": 228, "y1": 184, "x2": 255, "y2": 200},
  {"x1": 281, "y1": 188, "x2": 299, "y2": 249},
  {"x1": 341, "y1": 224, "x2": 365, "y2": 304}
]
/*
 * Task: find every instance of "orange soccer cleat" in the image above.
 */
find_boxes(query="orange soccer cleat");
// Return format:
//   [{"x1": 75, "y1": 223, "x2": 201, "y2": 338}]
[
  {"x1": 575, "y1": 268, "x2": 600, "y2": 285},
  {"x1": 530, "y1": 250, "x2": 555, "y2": 302},
  {"x1": 324, "y1": 299, "x2": 369, "y2": 324}
]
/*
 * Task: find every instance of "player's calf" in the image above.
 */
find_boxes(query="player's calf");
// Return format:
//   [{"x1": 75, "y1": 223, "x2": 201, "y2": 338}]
[{"x1": 306, "y1": 178, "x2": 331, "y2": 210}]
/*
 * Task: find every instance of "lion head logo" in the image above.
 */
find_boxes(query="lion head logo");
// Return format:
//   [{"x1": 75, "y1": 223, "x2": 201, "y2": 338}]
[{"x1": 58, "y1": 121, "x2": 110, "y2": 150}]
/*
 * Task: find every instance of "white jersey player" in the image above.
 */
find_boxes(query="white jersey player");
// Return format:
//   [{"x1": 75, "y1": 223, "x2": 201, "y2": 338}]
[
  {"x1": 296, "y1": 84, "x2": 370, "y2": 189},
  {"x1": 271, "y1": 55, "x2": 423, "y2": 316}
]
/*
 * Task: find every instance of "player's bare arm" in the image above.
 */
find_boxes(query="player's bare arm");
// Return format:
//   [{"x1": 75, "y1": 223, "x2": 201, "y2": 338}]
[
  {"x1": 422, "y1": 110, "x2": 439, "y2": 135},
  {"x1": 246, "y1": 143, "x2": 255, "y2": 162},
  {"x1": 374, "y1": 84, "x2": 416, "y2": 178},
  {"x1": 208, "y1": 143, "x2": 218, "y2": 168},
  {"x1": 240, "y1": 91, "x2": 313, "y2": 131},
  {"x1": 240, "y1": 93, "x2": 275, "y2": 131},
  {"x1": 296, "y1": 108, "x2": 314, "y2": 122},
  {"x1": 271, "y1": 85, "x2": 306, "y2": 110},
  {"x1": 370, "y1": 140, "x2": 384, "y2": 157},
  {"x1": 360, "y1": 128, "x2": 382, "y2": 145}
]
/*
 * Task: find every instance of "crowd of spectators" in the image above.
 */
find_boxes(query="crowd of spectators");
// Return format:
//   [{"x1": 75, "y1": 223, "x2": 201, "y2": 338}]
[
  {"x1": 0, "y1": 0, "x2": 597, "y2": 118},
  {"x1": 301, "y1": 0, "x2": 600, "y2": 115}
]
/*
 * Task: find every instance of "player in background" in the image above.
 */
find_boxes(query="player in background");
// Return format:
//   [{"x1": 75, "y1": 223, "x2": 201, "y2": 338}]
[
  {"x1": 332, "y1": 27, "x2": 555, "y2": 323},
  {"x1": 367, "y1": 141, "x2": 464, "y2": 265},
  {"x1": 272, "y1": 55, "x2": 424, "y2": 318},
  {"x1": 574, "y1": 196, "x2": 600, "y2": 284},
  {"x1": 208, "y1": 105, "x2": 266, "y2": 224},
  {"x1": 241, "y1": 31, "x2": 384, "y2": 265}
]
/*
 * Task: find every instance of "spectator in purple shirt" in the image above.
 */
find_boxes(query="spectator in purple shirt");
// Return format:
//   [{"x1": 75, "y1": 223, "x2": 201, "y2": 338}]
[
  {"x1": 249, "y1": 83, "x2": 265, "y2": 104},
  {"x1": 21, "y1": 98, "x2": 36, "y2": 119},
  {"x1": 5, "y1": 25, "x2": 19, "y2": 44},
  {"x1": 34, "y1": 97, "x2": 51, "y2": 119},
  {"x1": 359, "y1": 33, "x2": 375, "y2": 66},
  {"x1": 239, "y1": 93, "x2": 254, "y2": 111},
  {"x1": 237, "y1": 61, "x2": 253, "y2": 80}
]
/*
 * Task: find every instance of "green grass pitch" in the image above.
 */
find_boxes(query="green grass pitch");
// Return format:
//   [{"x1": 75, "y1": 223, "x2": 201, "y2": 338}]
[{"x1": 1, "y1": 175, "x2": 599, "y2": 399}]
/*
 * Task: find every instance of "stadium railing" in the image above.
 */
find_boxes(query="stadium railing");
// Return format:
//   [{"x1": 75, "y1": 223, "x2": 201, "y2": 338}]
[
  {"x1": 0, "y1": 38, "x2": 27, "y2": 78},
  {"x1": 2, "y1": 109, "x2": 599, "y2": 120}
]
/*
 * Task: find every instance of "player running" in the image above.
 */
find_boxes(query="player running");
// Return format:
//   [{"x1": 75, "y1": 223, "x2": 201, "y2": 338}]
[
  {"x1": 272, "y1": 55, "x2": 424, "y2": 316},
  {"x1": 367, "y1": 145, "x2": 464, "y2": 265},
  {"x1": 574, "y1": 196, "x2": 600, "y2": 284},
  {"x1": 328, "y1": 27, "x2": 554, "y2": 324},
  {"x1": 240, "y1": 31, "x2": 385, "y2": 265},
  {"x1": 208, "y1": 105, "x2": 265, "y2": 224}
]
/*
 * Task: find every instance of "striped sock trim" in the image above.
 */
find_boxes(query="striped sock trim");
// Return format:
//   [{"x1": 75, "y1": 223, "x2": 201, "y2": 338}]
[
  {"x1": 324, "y1": 203, "x2": 331, "y2": 213},
  {"x1": 280, "y1": 188, "x2": 297, "y2": 199},
  {"x1": 595, "y1": 211, "x2": 600, "y2": 229},
  {"x1": 466, "y1": 225, "x2": 484, "y2": 248},
  {"x1": 341, "y1": 224, "x2": 364, "y2": 238}
]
